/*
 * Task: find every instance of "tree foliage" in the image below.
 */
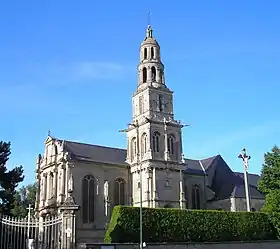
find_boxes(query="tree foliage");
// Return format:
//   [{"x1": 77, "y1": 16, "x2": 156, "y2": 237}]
[
  {"x1": 0, "y1": 141, "x2": 24, "y2": 215},
  {"x1": 12, "y1": 183, "x2": 37, "y2": 218},
  {"x1": 258, "y1": 145, "x2": 280, "y2": 212}
]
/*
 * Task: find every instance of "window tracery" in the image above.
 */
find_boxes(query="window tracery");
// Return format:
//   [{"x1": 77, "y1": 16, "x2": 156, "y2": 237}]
[
  {"x1": 191, "y1": 185, "x2": 201, "y2": 209},
  {"x1": 82, "y1": 175, "x2": 95, "y2": 223},
  {"x1": 114, "y1": 178, "x2": 125, "y2": 206}
]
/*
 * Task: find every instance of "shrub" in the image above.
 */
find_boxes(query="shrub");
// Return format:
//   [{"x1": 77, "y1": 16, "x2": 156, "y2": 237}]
[{"x1": 104, "y1": 206, "x2": 278, "y2": 243}]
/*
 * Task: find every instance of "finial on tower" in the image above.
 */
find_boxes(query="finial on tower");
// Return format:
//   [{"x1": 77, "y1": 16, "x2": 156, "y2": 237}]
[{"x1": 146, "y1": 12, "x2": 153, "y2": 38}]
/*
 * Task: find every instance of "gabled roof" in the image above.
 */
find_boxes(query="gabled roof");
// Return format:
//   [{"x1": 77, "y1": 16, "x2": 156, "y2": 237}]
[
  {"x1": 234, "y1": 172, "x2": 260, "y2": 188},
  {"x1": 200, "y1": 155, "x2": 264, "y2": 200},
  {"x1": 60, "y1": 140, "x2": 127, "y2": 166},
  {"x1": 184, "y1": 159, "x2": 205, "y2": 175},
  {"x1": 182, "y1": 154, "x2": 264, "y2": 200}
]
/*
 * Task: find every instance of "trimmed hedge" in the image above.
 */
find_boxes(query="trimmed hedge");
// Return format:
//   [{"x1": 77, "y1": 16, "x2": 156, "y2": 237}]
[{"x1": 104, "y1": 206, "x2": 278, "y2": 243}]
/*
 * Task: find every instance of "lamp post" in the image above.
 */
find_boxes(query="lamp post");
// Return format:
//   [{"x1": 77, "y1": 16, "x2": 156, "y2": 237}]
[
  {"x1": 238, "y1": 148, "x2": 251, "y2": 212},
  {"x1": 119, "y1": 120, "x2": 143, "y2": 249}
]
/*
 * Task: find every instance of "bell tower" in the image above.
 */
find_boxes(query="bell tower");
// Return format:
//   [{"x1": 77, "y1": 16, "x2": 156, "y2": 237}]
[
  {"x1": 126, "y1": 25, "x2": 186, "y2": 209},
  {"x1": 133, "y1": 24, "x2": 174, "y2": 122}
]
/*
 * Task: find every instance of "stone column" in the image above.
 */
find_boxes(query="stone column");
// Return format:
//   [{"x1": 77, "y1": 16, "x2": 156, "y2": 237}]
[
  {"x1": 36, "y1": 174, "x2": 41, "y2": 210},
  {"x1": 59, "y1": 191, "x2": 79, "y2": 249},
  {"x1": 163, "y1": 118, "x2": 170, "y2": 161},
  {"x1": 153, "y1": 167, "x2": 157, "y2": 208},
  {"x1": 54, "y1": 168, "x2": 58, "y2": 199},
  {"x1": 104, "y1": 180, "x2": 111, "y2": 229},
  {"x1": 59, "y1": 164, "x2": 66, "y2": 204},
  {"x1": 156, "y1": 67, "x2": 161, "y2": 83},
  {"x1": 127, "y1": 167, "x2": 133, "y2": 206},
  {"x1": 43, "y1": 173, "x2": 47, "y2": 202},
  {"x1": 147, "y1": 169, "x2": 152, "y2": 207},
  {"x1": 39, "y1": 175, "x2": 44, "y2": 208},
  {"x1": 179, "y1": 169, "x2": 185, "y2": 209},
  {"x1": 148, "y1": 66, "x2": 152, "y2": 82}
]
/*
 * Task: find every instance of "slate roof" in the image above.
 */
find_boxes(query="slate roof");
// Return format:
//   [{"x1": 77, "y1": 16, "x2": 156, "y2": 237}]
[
  {"x1": 60, "y1": 140, "x2": 127, "y2": 166},
  {"x1": 58, "y1": 138, "x2": 264, "y2": 200}
]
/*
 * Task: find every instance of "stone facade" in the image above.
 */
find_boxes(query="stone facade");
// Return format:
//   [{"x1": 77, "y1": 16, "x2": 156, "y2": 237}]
[{"x1": 35, "y1": 25, "x2": 265, "y2": 244}]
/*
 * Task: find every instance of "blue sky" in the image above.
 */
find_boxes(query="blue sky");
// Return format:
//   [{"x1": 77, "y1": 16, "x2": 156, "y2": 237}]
[{"x1": 1, "y1": 1, "x2": 279, "y2": 186}]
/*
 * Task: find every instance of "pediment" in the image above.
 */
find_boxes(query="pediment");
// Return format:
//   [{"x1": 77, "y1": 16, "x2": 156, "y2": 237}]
[{"x1": 44, "y1": 135, "x2": 53, "y2": 145}]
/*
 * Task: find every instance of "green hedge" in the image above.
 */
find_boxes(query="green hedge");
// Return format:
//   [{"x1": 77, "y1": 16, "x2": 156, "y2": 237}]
[{"x1": 104, "y1": 206, "x2": 278, "y2": 243}]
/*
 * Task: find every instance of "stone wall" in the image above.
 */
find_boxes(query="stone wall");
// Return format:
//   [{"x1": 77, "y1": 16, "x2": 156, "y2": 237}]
[
  {"x1": 234, "y1": 197, "x2": 265, "y2": 211},
  {"x1": 78, "y1": 241, "x2": 280, "y2": 249}
]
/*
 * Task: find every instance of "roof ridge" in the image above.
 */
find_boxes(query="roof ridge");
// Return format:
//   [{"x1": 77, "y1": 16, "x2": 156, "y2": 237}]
[
  {"x1": 234, "y1": 171, "x2": 260, "y2": 177},
  {"x1": 184, "y1": 155, "x2": 219, "y2": 161},
  {"x1": 60, "y1": 139, "x2": 127, "y2": 151}
]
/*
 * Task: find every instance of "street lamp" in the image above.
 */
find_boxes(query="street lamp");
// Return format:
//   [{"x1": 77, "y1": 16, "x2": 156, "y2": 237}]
[
  {"x1": 238, "y1": 148, "x2": 251, "y2": 212},
  {"x1": 119, "y1": 120, "x2": 143, "y2": 249}
]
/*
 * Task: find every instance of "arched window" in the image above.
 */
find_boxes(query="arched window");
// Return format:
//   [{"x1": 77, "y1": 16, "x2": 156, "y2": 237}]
[
  {"x1": 141, "y1": 133, "x2": 147, "y2": 157},
  {"x1": 191, "y1": 185, "x2": 201, "y2": 210},
  {"x1": 48, "y1": 172, "x2": 54, "y2": 199},
  {"x1": 151, "y1": 47, "x2": 154, "y2": 58},
  {"x1": 143, "y1": 67, "x2": 147, "y2": 83},
  {"x1": 152, "y1": 132, "x2": 160, "y2": 152},
  {"x1": 82, "y1": 175, "x2": 95, "y2": 223},
  {"x1": 114, "y1": 178, "x2": 125, "y2": 206},
  {"x1": 151, "y1": 66, "x2": 156, "y2": 82},
  {"x1": 139, "y1": 96, "x2": 144, "y2": 114},
  {"x1": 131, "y1": 137, "x2": 137, "y2": 161},
  {"x1": 144, "y1": 48, "x2": 147, "y2": 59},
  {"x1": 167, "y1": 135, "x2": 175, "y2": 155}
]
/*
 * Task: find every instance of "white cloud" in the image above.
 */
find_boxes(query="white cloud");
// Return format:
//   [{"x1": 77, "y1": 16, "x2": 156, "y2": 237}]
[{"x1": 73, "y1": 61, "x2": 131, "y2": 80}]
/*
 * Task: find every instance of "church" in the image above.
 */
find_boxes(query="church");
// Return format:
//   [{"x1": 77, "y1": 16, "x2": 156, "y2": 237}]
[{"x1": 35, "y1": 25, "x2": 265, "y2": 243}]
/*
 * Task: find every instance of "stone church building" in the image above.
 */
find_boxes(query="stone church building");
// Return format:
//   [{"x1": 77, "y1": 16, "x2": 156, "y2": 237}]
[{"x1": 35, "y1": 25, "x2": 265, "y2": 242}]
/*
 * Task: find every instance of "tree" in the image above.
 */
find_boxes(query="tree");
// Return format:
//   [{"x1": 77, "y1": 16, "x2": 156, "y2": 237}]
[
  {"x1": 0, "y1": 141, "x2": 24, "y2": 215},
  {"x1": 258, "y1": 145, "x2": 280, "y2": 212},
  {"x1": 12, "y1": 183, "x2": 37, "y2": 218}
]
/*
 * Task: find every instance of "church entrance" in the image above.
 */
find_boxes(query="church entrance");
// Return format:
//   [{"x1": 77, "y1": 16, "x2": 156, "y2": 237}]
[{"x1": 0, "y1": 210, "x2": 62, "y2": 249}]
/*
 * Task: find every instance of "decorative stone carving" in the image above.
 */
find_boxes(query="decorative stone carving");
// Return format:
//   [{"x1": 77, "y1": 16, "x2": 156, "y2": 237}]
[
  {"x1": 104, "y1": 181, "x2": 109, "y2": 199},
  {"x1": 68, "y1": 172, "x2": 74, "y2": 193}
]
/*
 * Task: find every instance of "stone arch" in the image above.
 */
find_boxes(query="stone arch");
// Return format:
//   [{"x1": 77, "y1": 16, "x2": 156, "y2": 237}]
[
  {"x1": 143, "y1": 67, "x2": 147, "y2": 83},
  {"x1": 191, "y1": 185, "x2": 201, "y2": 210},
  {"x1": 151, "y1": 47, "x2": 154, "y2": 58},
  {"x1": 141, "y1": 133, "x2": 148, "y2": 157},
  {"x1": 144, "y1": 47, "x2": 147, "y2": 59},
  {"x1": 131, "y1": 137, "x2": 137, "y2": 161},
  {"x1": 151, "y1": 66, "x2": 156, "y2": 82},
  {"x1": 114, "y1": 178, "x2": 125, "y2": 206},
  {"x1": 167, "y1": 134, "x2": 175, "y2": 155},
  {"x1": 152, "y1": 131, "x2": 160, "y2": 152}
]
